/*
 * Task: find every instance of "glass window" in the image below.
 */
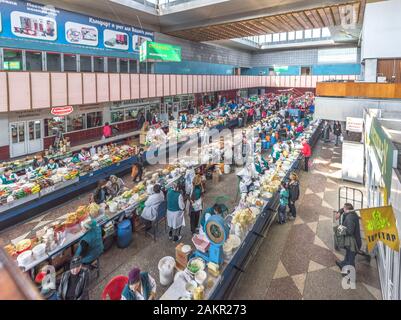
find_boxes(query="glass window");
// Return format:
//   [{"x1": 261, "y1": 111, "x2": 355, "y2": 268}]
[
  {"x1": 288, "y1": 31, "x2": 295, "y2": 41},
  {"x1": 29, "y1": 120, "x2": 41, "y2": 140},
  {"x1": 295, "y1": 30, "x2": 303, "y2": 40},
  {"x1": 321, "y1": 27, "x2": 331, "y2": 37},
  {"x1": 47, "y1": 52, "x2": 61, "y2": 71},
  {"x1": 25, "y1": 51, "x2": 42, "y2": 71},
  {"x1": 312, "y1": 28, "x2": 321, "y2": 38},
  {"x1": 67, "y1": 114, "x2": 85, "y2": 132},
  {"x1": 111, "y1": 110, "x2": 124, "y2": 123},
  {"x1": 44, "y1": 117, "x2": 66, "y2": 137},
  {"x1": 80, "y1": 55, "x2": 92, "y2": 72},
  {"x1": 108, "y1": 58, "x2": 117, "y2": 73},
  {"x1": 64, "y1": 54, "x2": 77, "y2": 72},
  {"x1": 139, "y1": 62, "x2": 149, "y2": 73},
  {"x1": 272, "y1": 33, "x2": 280, "y2": 42},
  {"x1": 279, "y1": 32, "x2": 287, "y2": 41},
  {"x1": 86, "y1": 112, "x2": 103, "y2": 128},
  {"x1": 3, "y1": 49, "x2": 23, "y2": 71},
  {"x1": 304, "y1": 29, "x2": 312, "y2": 39},
  {"x1": 120, "y1": 59, "x2": 129, "y2": 73},
  {"x1": 125, "y1": 107, "x2": 144, "y2": 120},
  {"x1": 265, "y1": 34, "x2": 272, "y2": 43},
  {"x1": 94, "y1": 57, "x2": 104, "y2": 72},
  {"x1": 129, "y1": 59, "x2": 137, "y2": 73}
]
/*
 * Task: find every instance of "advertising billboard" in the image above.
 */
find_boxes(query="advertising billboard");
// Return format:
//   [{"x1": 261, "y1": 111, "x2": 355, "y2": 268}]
[
  {"x1": 0, "y1": 0, "x2": 154, "y2": 58},
  {"x1": 139, "y1": 41, "x2": 182, "y2": 62}
]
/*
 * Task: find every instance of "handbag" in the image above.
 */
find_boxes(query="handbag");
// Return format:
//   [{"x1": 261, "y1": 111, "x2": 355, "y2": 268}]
[{"x1": 192, "y1": 198, "x2": 203, "y2": 212}]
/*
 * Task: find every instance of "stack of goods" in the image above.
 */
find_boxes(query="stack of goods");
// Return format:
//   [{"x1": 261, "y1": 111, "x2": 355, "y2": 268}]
[{"x1": 175, "y1": 243, "x2": 192, "y2": 271}]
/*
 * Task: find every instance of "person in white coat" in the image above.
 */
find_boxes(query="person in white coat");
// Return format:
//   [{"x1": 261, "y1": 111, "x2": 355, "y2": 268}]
[
  {"x1": 166, "y1": 183, "x2": 186, "y2": 242},
  {"x1": 141, "y1": 184, "x2": 165, "y2": 231}
]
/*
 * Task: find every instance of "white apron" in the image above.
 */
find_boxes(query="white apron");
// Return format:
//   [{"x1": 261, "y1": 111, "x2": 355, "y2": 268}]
[{"x1": 167, "y1": 193, "x2": 186, "y2": 229}]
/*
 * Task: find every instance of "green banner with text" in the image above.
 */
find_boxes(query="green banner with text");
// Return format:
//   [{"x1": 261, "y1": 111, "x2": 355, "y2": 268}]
[{"x1": 140, "y1": 41, "x2": 182, "y2": 62}]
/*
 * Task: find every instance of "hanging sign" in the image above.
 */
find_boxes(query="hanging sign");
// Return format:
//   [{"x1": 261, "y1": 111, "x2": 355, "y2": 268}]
[
  {"x1": 360, "y1": 205, "x2": 400, "y2": 252},
  {"x1": 346, "y1": 117, "x2": 363, "y2": 133},
  {"x1": 51, "y1": 106, "x2": 74, "y2": 116}
]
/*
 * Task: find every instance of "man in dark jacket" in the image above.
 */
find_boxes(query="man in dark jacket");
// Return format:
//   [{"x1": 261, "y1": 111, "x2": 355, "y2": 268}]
[
  {"x1": 288, "y1": 172, "x2": 300, "y2": 219},
  {"x1": 58, "y1": 256, "x2": 90, "y2": 300},
  {"x1": 335, "y1": 203, "x2": 362, "y2": 272},
  {"x1": 333, "y1": 121, "x2": 342, "y2": 146}
]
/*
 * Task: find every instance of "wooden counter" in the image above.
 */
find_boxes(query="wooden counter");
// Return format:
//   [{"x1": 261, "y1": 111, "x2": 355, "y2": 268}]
[{"x1": 316, "y1": 82, "x2": 401, "y2": 99}]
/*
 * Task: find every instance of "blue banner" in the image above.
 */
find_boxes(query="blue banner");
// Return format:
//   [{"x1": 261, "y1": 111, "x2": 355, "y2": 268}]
[{"x1": 0, "y1": 0, "x2": 154, "y2": 58}]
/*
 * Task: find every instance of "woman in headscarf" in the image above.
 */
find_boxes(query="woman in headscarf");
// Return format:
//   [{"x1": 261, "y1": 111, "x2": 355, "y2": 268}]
[
  {"x1": 141, "y1": 184, "x2": 165, "y2": 230},
  {"x1": 121, "y1": 267, "x2": 156, "y2": 300},
  {"x1": 166, "y1": 182, "x2": 185, "y2": 242}
]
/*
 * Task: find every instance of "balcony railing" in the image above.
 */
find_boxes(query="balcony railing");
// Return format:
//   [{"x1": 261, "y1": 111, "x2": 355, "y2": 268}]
[{"x1": 0, "y1": 72, "x2": 356, "y2": 112}]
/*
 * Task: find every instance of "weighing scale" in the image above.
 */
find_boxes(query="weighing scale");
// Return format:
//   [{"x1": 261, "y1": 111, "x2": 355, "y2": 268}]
[{"x1": 194, "y1": 215, "x2": 230, "y2": 266}]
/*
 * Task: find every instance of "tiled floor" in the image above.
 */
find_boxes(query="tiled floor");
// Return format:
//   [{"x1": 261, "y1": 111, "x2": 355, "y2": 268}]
[{"x1": 231, "y1": 140, "x2": 382, "y2": 300}]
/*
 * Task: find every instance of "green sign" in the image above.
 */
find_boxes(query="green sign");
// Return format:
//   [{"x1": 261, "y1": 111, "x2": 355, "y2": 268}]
[
  {"x1": 369, "y1": 117, "x2": 394, "y2": 192},
  {"x1": 4, "y1": 61, "x2": 21, "y2": 70},
  {"x1": 139, "y1": 41, "x2": 182, "y2": 62},
  {"x1": 273, "y1": 66, "x2": 288, "y2": 74}
]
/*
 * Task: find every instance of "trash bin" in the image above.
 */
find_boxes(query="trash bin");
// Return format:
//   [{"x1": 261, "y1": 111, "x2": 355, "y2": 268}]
[
  {"x1": 158, "y1": 256, "x2": 176, "y2": 286},
  {"x1": 117, "y1": 220, "x2": 132, "y2": 249}
]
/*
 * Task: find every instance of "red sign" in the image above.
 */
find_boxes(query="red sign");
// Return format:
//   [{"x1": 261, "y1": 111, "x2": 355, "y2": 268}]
[{"x1": 51, "y1": 106, "x2": 74, "y2": 116}]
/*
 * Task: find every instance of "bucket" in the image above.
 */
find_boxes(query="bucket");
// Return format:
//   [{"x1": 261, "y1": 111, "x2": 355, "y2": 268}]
[
  {"x1": 224, "y1": 164, "x2": 231, "y2": 174},
  {"x1": 117, "y1": 219, "x2": 132, "y2": 248},
  {"x1": 158, "y1": 256, "x2": 176, "y2": 286}
]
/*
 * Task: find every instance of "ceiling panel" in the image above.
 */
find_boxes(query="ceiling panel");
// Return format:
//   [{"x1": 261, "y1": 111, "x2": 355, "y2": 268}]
[{"x1": 167, "y1": 1, "x2": 364, "y2": 42}]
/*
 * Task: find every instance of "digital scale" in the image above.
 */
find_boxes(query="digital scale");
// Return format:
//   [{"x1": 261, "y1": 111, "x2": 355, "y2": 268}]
[{"x1": 194, "y1": 215, "x2": 230, "y2": 266}]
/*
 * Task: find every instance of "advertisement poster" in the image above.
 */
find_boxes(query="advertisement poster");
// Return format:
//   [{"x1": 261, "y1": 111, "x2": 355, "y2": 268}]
[
  {"x1": 0, "y1": 0, "x2": 154, "y2": 57},
  {"x1": 140, "y1": 41, "x2": 182, "y2": 62}
]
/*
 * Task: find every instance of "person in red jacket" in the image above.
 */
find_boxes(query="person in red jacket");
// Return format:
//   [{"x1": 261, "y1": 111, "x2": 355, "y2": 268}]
[{"x1": 301, "y1": 139, "x2": 312, "y2": 172}]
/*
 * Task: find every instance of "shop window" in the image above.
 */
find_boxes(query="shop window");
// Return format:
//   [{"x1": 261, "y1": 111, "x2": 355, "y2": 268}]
[
  {"x1": 47, "y1": 52, "x2": 62, "y2": 72},
  {"x1": 86, "y1": 112, "x2": 103, "y2": 128},
  {"x1": 120, "y1": 59, "x2": 129, "y2": 73},
  {"x1": 26, "y1": 51, "x2": 43, "y2": 71},
  {"x1": 272, "y1": 33, "x2": 280, "y2": 42},
  {"x1": 67, "y1": 114, "x2": 85, "y2": 132},
  {"x1": 288, "y1": 31, "x2": 295, "y2": 41},
  {"x1": 64, "y1": 54, "x2": 77, "y2": 72},
  {"x1": 312, "y1": 28, "x2": 321, "y2": 38},
  {"x1": 80, "y1": 55, "x2": 92, "y2": 72},
  {"x1": 94, "y1": 57, "x2": 104, "y2": 72},
  {"x1": 108, "y1": 57, "x2": 118, "y2": 73},
  {"x1": 139, "y1": 62, "x2": 148, "y2": 73},
  {"x1": 301, "y1": 66, "x2": 311, "y2": 75},
  {"x1": 125, "y1": 107, "x2": 142, "y2": 120},
  {"x1": 3, "y1": 49, "x2": 23, "y2": 71},
  {"x1": 44, "y1": 117, "x2": 66, "y2": 136},
  {"x1": 279, "y1": 32, "x2": 287, "y2": 41},
  {"x1": 129, "y1": 59, "x2": 137, "y2": 73},
  {"x1": 111, "y1": 110, "x2": 124, "y2": 123}
]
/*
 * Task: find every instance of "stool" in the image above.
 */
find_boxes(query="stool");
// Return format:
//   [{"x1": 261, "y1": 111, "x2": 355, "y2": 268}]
[{"x1": 88, "y1": 258, "x2": 100, "y2": 279}]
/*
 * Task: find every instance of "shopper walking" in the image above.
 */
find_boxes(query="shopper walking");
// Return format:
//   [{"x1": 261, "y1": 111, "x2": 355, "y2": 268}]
[
  {"x1": 301, "y1": 139, "x2": 312, "y2": 172},
  {"x1": 131, "y1": 148, "x2": 145, "y2": 182},
  {"x1": 323, "y1": 121, "x2": 332, "y2": 142},
  {"x1": 58, "y1": 256, "x2": 90, "y2": 300},
  {"x1": 189, "y1": 175, "x2": 204, "y2": 234},
  {"x1": 335, "y1": 203, "x2": 362, "y2": 274},
  {"x1": 166, "y1": 183, "x2": 185, "y2": 242},
  {"x1": 333, "y1": 121, "x2": 342, "y2": 146},
  {"x1": 288, "y1": 172, "x2": 300, "y2": 219},
  {"x1": 278, "y1": 182, "x2": 289, "y2": 224}
]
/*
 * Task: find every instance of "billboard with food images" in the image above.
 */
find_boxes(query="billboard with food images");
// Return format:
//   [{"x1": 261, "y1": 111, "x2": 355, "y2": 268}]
[{"x1": 0, "y1": 0, "x2": 154, "y2": 58}]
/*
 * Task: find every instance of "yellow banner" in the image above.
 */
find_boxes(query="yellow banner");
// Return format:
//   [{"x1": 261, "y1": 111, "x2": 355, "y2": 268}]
[{"x1": 360, "y1": 206, "x2": 400, "y2": 252}]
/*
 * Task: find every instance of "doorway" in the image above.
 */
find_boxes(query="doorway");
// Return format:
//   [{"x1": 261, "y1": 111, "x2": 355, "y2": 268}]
[{"x1": 10, "y1": 120, "x2": 43, "y2": 158}]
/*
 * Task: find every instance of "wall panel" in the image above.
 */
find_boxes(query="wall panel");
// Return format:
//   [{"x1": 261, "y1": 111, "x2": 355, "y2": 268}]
[
  {"x1": 188, "y1": 75, "x2": 193, "y2": 93},
  {"x1": 182, "y1": 74, "x2": 188, "y2": 94},
  {"x1": 148, "y1": 74, "x2": 156, "y2": 98},
  {"x1": 0, "y1": 73, "x2": 8, "y2": 112},
  {"x1": 51, "y1": 73, "x2": 67, "y2": 107},
  {"x1": 120, "y1": 74, "x2": 131, "y2": 100},
  {"x1": 170, "y1": 75, "x2": 177, "y2": 96},
  {"x1": 97, "y1": 73, "x2": 110, "y2": 102},
  {"x1": 156, "y1": 74, "x2": 164, "y2": 97},
  {"x1": 31, "y1": 72, "x2": 50, "y2": 109},
  {"x1": 130, "y1": 74, "x2": 140, "y2": 99},
  {"x1": 176, "y1": 75, "x2": 183, "y2": 95},
  {"x1": 140, "y1": 74, "x2": 149, "y2": 99},
  {"x1": 163, "y1": 74, "x2": 170, "y2": 96},
  {"x1": 9, "y1": 72, "x2": 31, "y2": 111},
  {"x1": 83, "y1": 73, "x2": 97, "y2": 104},
  {"x1": 109, "y1": 74, "x2": 121, "y2": 101}
]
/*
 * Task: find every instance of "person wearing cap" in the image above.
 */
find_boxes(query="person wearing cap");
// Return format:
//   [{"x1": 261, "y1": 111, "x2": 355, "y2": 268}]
[
  {"x1": 121, "y1": 267, "x2": 157, "y2": 300},
  {"x1": 74, "y1": 219, "x2": 104, "y2": 265},
  {"x1": 58, "y1": 256, "x2": 90, "y2": 300},
  {"x1": 166, "y1": 183, "x2": 186, "y2": 242}
]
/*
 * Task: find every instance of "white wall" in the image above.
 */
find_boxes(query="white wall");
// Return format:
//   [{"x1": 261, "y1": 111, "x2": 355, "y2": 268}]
[
  {"x1": 362, "y1": 0, "x2": 401, "y2": 60},
  {"x1": 315, "y1": 97, "x2": 401, "y2": 121}
]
